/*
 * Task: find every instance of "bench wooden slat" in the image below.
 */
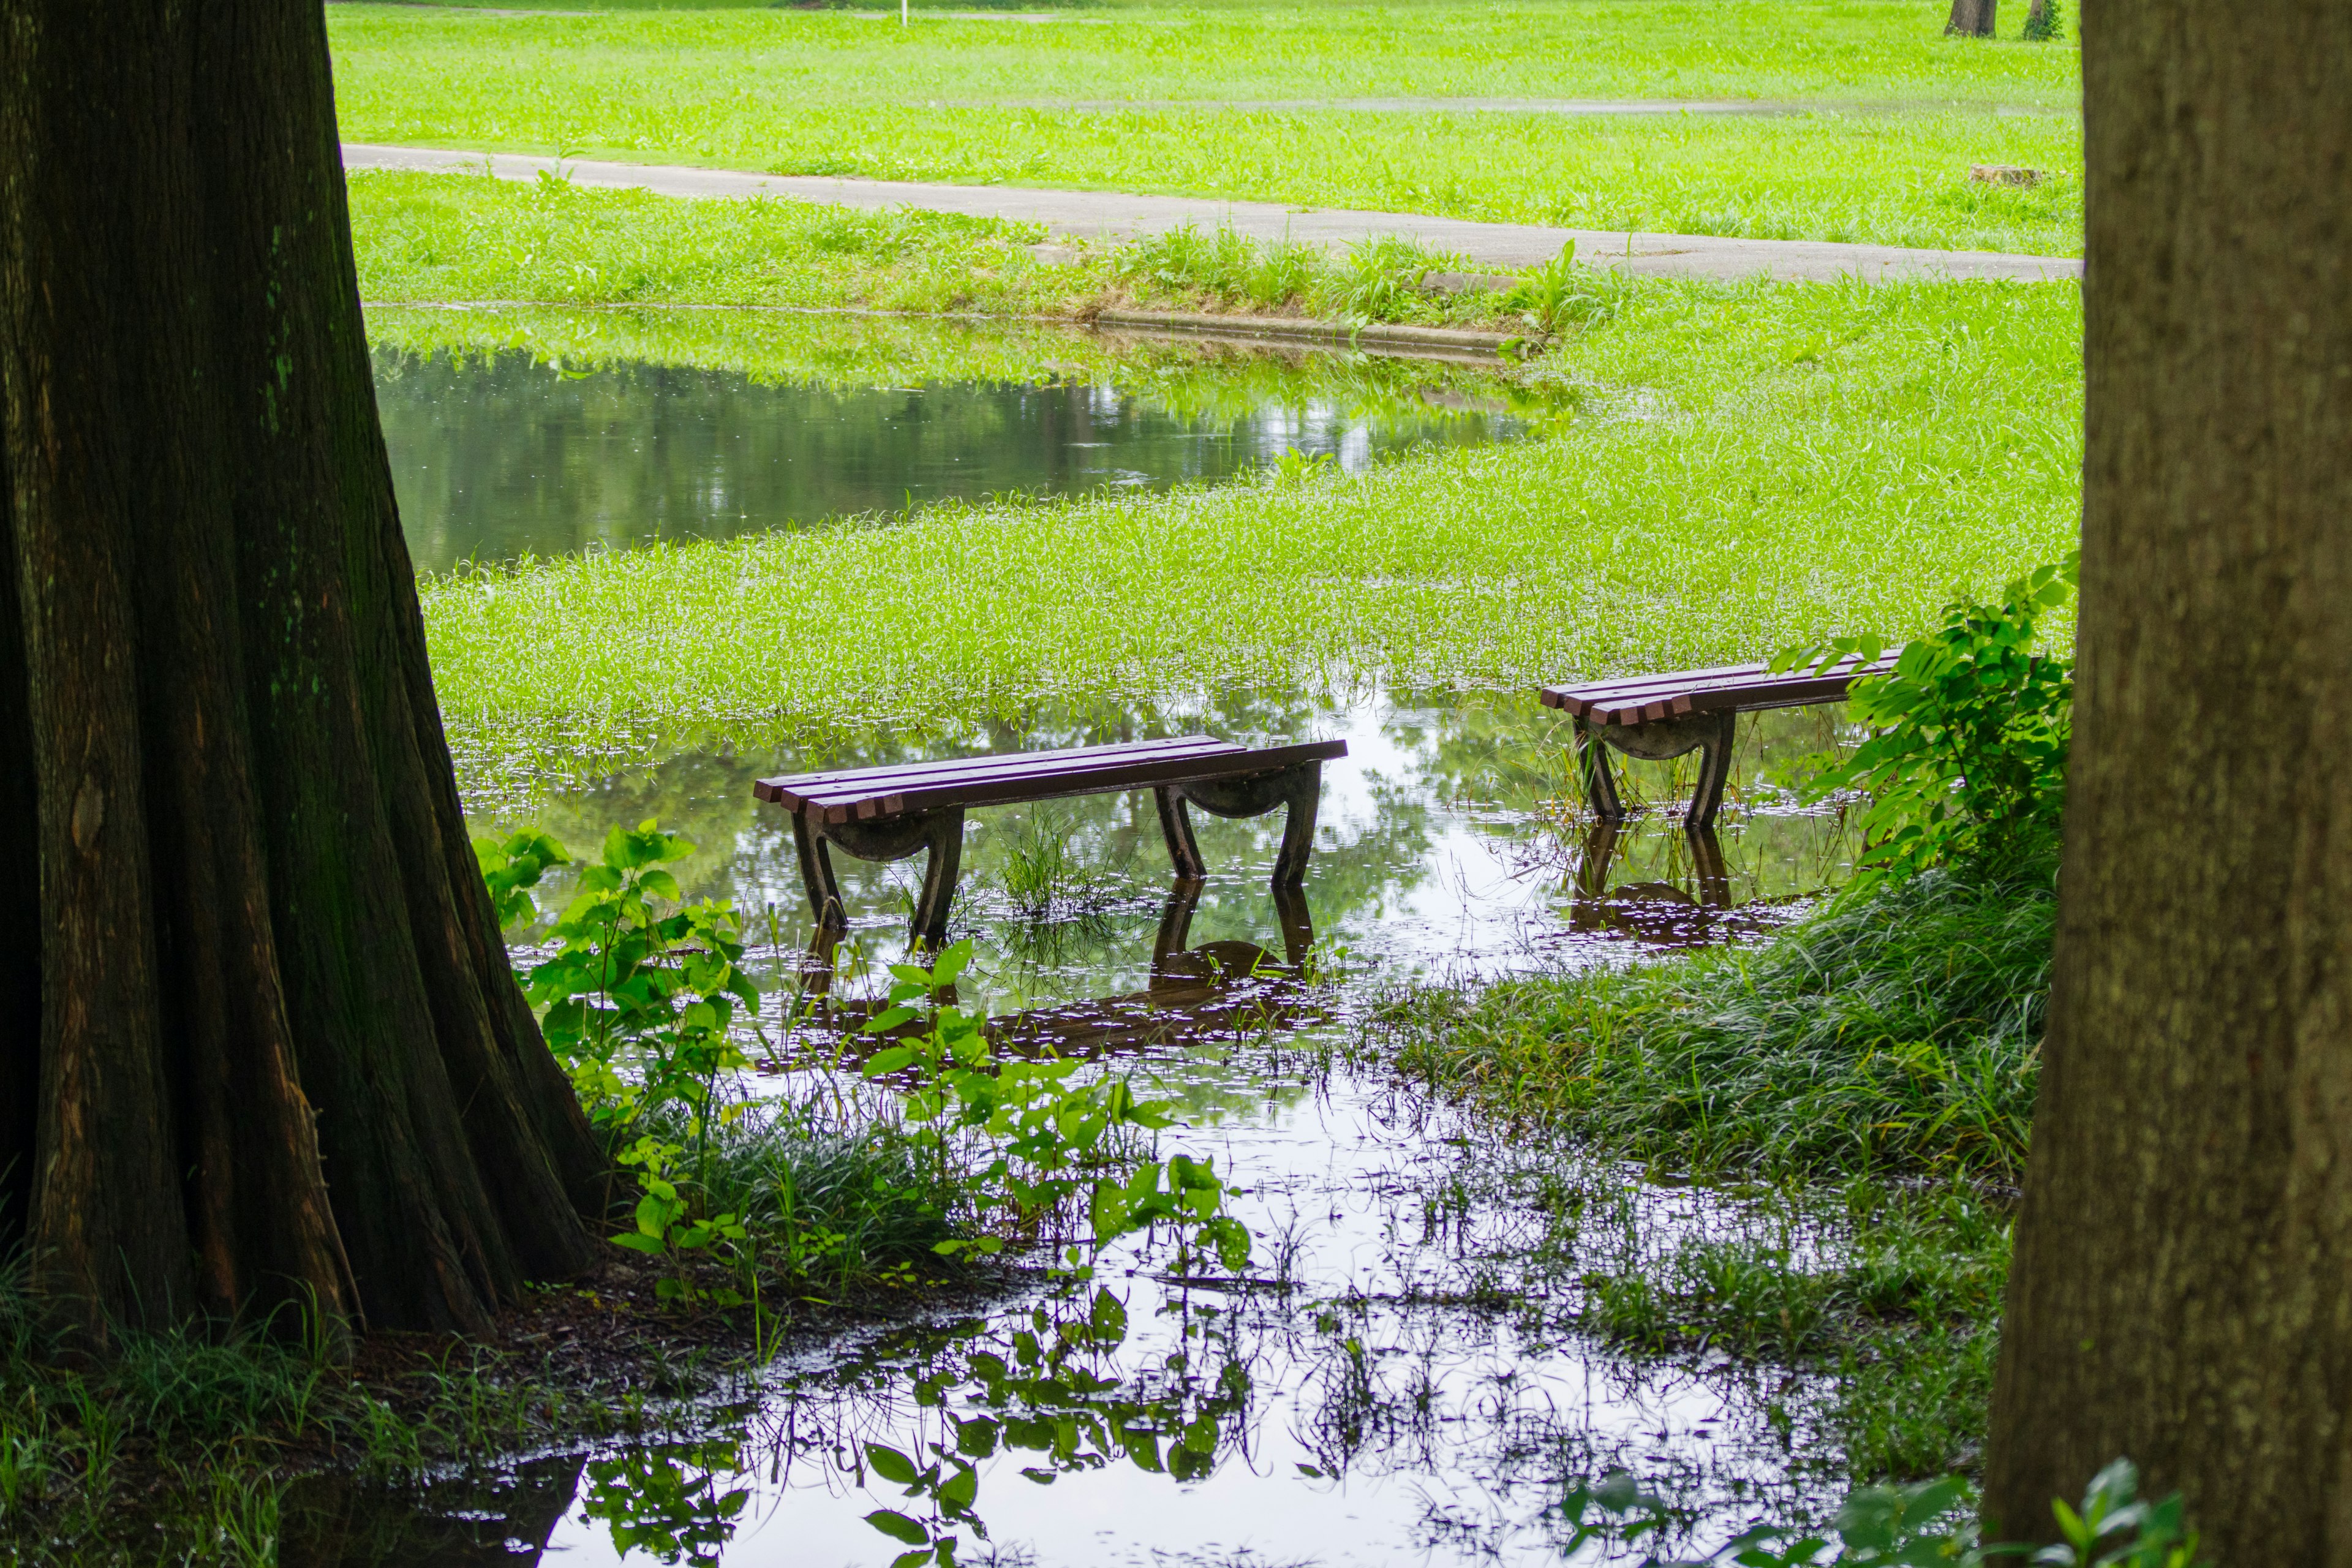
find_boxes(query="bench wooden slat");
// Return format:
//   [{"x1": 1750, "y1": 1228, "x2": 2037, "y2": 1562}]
[
  {"x1": 758, "y1": 737, "x2": 1346, "y2": 824},
  {"x1": 1539, "y1": 660, "x2": 1774, "y2": 710},
  {"x1": 1541, "y1": 654, "x2": 1896, "y2": 724},
  {"x1": 761, "y1": 736, "x2": 1242, "y2": 812}
]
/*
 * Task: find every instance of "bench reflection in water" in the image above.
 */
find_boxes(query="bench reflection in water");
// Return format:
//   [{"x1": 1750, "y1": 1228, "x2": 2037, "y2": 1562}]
[
  {"x1": 787, "y1": 878, "x2": 1322, "y2": 1063},
  {"x1": 1567, "y1": 819, "x2": 1783, "y2": 951}
]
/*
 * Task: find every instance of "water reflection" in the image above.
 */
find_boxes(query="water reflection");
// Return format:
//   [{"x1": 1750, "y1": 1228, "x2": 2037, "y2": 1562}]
[
  {"x1": 459, "y1": 685, "x2": 1854, "y2": 1018},
  {"x1": 794, "y1": 880, "x2": 1324, "y2": 1064},
  {"x1": 375, "y1": 344, "x2": 1544, "y2": 572},
  {"x1": 345, "y1": 686, "x2": 1861, "y2": 1567}
]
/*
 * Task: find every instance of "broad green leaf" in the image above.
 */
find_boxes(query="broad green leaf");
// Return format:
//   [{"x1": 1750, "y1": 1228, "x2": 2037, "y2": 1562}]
[{"x1": 864, "y1": 1509, "x2": 930, "y2": 1547}]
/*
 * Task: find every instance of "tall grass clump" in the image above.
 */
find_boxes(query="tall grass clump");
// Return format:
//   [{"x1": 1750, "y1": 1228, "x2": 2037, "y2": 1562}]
[
  {"x1": 1387, "y1": 861, "x2": 2053, "y2": 1186},
  {"x1": 1387, "y1": 557, "x2": 2076, "y2": 1187}
]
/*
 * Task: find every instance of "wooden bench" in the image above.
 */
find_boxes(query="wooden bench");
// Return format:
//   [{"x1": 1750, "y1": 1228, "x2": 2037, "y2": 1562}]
[
  {"x1": 753, "y1": 735, "x2": 1347, "y2": 946},
  {"x1": 1540, "y1": 654, "x2": 1893, "y2": 828}
]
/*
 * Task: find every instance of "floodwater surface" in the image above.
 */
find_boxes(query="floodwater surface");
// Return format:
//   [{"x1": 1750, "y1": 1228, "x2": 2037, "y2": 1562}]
[
  {"x1": 374, "y1": 341, "x2": 1542, "y2": 572},
  {"x1": 312, "y1": 319, "x2": 1863, "y2": 1566},
  {"x1": 298, "y1": 689, "x2": 1864, "y2": 1567}
]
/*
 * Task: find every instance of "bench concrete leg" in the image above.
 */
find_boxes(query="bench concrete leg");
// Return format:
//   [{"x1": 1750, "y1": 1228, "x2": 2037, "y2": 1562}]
[
  {"x1": 1156, "y1": 761, "x2": 1325, "y2": 890},
  {"x1": 1154, "y1": 786, "x2": 1208, "y2": 881},
  {"x1": 1581, "y1": 710, "x2": 1739, "y2": 829},
  {"x1": 796, "y1": 808, "x2": 968, "y2": 949},
  {"x1": 793, "y1": 813, "x2": 846, "y2": 933},
  {"x1": 1682, "y1": 715, "x2": 1738, "y2": 831},
  {"x1": 1574, "y1": 718, "x2": 1626, "y2": 823}
]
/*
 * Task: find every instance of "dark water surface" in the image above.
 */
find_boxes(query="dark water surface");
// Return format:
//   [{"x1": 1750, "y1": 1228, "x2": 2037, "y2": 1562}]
[
  {"x1": 299, "y1": 689, "x2": 1865, "y2": 1567},
  {"x1": 374, "y1": 345, "x2": 1539, "y2": 573}
]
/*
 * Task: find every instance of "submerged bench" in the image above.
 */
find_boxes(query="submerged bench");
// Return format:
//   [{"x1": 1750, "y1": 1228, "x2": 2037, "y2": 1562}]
[
  {"x1": 1540, "y1": 654, "x2": 1893, "y2": 829},
  {"x1": 753, "y1": 735, "x2": 1348, "y2": 945}
]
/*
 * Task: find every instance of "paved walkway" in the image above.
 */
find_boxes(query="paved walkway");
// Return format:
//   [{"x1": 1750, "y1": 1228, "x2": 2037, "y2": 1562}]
[{"x1": 342, "y1": 143, "x2": 2082, "y2": 285}]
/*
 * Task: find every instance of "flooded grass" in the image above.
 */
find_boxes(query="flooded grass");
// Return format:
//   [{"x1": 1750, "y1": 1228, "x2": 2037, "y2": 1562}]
[
  {"x1": 1381, "y1": 862, "x2": 2054, "y2": 1186},
  {"x1": 329, "y1": 1, "x2": 2082, "y2": 254},
  {"x1": 416, "y1": 276, "x2": 2079, "y2": 753}
]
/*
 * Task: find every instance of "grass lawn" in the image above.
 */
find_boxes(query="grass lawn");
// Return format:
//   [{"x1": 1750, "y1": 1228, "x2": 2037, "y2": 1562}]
[
  {"x1": 413, "y1": 270, "x2": 2081, "y2": 755},
  {"x1": 329, "y1": 1, "x2": 2084, "y2": 255},
  {"x1": 348, "y1": 167, "x2": 1544, "y2": 328}
]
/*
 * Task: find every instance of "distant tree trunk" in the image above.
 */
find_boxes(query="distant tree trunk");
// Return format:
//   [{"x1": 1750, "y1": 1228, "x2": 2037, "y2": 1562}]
[
  {"x1": 1983, "y1": 3, "x2": 2352, "y2": 1561},
  {"x1": 2022, "y1": 0, "x2": 2058, "y2": 41},
  {"x1": 1946, "y1": 0, "x2": 1999, "y2": 37},
  {"x1": 0, "y1": 0, "x2": 606, "y2": 1349}
]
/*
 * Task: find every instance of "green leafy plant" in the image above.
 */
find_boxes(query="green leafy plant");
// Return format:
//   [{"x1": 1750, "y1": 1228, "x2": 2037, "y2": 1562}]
[
  {"x1": 485, "y1": 820, "x2": 763, "y2": 1152},
  {"x1": 860, "y1": 942, "x2": 1250, "y2": 1276},
  {"x1": 480, "y1": 820, "x2": 766, "y2": 1301},
  {"x1": 1504, "y1": 240, "x2": 1623, "y2": 339},
  {"x1": 1776, "y1": 554, "x2": 2076, "y2": 887},
  {"x1": 2024, "y1": 1460, "x2": 2201, "y2": 1568},
  {"x1": 2021, "y1": 0, "x2": 2062, "y2": 42}
]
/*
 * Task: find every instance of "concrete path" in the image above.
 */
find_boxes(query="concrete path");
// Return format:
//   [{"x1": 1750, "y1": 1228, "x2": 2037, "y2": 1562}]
[
  {"x1": 957, "y1": 97, "x2": 1788, "y2": 116},
  {"x1": 342, "y1": 143, "x2": 2082, "y2": 285}
]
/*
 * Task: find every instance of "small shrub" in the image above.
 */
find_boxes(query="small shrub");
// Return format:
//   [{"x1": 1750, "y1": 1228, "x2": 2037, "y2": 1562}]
[{"x1": 1778, "y1": 554, "x2": 2075, "y2": 888}]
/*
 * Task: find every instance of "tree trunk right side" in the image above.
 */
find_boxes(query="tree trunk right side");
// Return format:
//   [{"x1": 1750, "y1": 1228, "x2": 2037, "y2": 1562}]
[
  {"x1": 1983, "y1": 2, "x2": 2352, "y2": 1561},
  {"x1": 1947, "y1": 0, "x2": 1999, "y2": 36}
]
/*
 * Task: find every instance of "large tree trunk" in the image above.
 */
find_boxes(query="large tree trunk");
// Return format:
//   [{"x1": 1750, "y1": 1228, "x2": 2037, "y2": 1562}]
[
  {"x1": 1983, "y1": 2, "x2": 2352, "y2": 1560},
  {"x1": 0, "y1": 0, "x2": 607, "y2": 1348},
  {"x1": 1945, "y1": 0, "x2": 2000, "y2": 37}
]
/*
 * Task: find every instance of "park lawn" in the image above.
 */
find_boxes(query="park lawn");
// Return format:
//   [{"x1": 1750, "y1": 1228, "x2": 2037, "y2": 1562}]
[
  {"x1": 328, "y1": 1, "x2": 2084, "y2": 255},
  {"x1": 414, "y1": 273, "x2": 2082, "y2": 757},
  {"x1": 346, "y1": 167, "x2": 1531, "y2": 327}
]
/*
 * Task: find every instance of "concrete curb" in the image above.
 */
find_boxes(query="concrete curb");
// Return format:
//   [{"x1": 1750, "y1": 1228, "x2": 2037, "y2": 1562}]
[{"x1": 1092, "y1": 308, "x2": 1512, "y2": 355}]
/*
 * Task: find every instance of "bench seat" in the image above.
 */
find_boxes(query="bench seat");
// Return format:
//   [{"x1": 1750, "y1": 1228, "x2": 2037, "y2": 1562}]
[
  {"x1": 755, "y1": 735, "x2": 1346, "y2": 945},
  {"x1": 1539, "y1": 653, "x2": 1892, "y2": 827}
]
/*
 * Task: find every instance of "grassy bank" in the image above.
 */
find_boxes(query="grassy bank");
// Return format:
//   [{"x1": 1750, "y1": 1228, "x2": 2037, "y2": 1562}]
[
  {"x1": 0, "y1": 1092, "x2": 962, "y2": 1562},
  {"x1": 1389, "y1": 865, "x2": 2052, "y2": 1185},
  {"x1": 349, "y1": 168, "x2": 1540, "y2": 327},
  {"x1": 1381, "y1": 859, "x2": 2055, "y2": 1480},
  {"x1": 413, "y1": 273, "x2": 2080, "y2": 752},
  {"x1": 329, "y1": 2, "x2": 2082, "y2": 255}
]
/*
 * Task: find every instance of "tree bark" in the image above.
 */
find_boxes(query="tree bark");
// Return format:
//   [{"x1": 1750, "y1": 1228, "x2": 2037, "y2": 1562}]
[
  {"x1": 0, "y1": 0, "x2": 606, "y2": 1346},
  {"x1": 1946, "y1": 0, "x2": 2000, "y2": 37},
  {"x1": 1984, "y1": 2, "x2": 2352, "y2": 1560}
]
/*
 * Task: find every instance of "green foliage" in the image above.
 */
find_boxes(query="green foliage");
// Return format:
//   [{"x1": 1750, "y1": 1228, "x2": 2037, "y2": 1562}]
[
  {"x1": 1386, "y1": 862, "x2": 2053, "y2": 1186},
  {"x1": 2021, "y1": 0, "x2": 2064, "y2": 43},
  {"x1": 1502, "y1": 241, "x2": 1627, "y2": 338},
  {"x1": 1779, "y1": 555, "x2": 2075, "y2": 886},
  {"x1": 494, "y1": 819, "x2": 761, "y2": 1147},
  {"x1": 1109, "y1": 222, "x2": 1490, "y2": 326},
  {"x1": 1559, "y1": 1460, "x2": 2200, "y2": 1566},
  {"x1": 2027, "y1": 1460, "x2": 2203, "y2": 1568},
  {"x1": 859, "y1": 942, "x2": 1252, "y2": 1276}
]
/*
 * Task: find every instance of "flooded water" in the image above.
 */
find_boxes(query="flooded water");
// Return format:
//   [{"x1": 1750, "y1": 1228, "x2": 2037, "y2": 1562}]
[
  {"x1": 312, "y1": 318, "x2": 1865, "y2": 1566},
  {"x1": 315, "y1": 688, "x2": 1863, "y2": 1567},
  {"x1": 374, "y1": 342, "x2": 1542, "y2": 573}
]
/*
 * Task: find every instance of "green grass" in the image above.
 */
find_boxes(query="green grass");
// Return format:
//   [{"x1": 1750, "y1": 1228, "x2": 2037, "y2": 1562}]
[
  {"x1": 1575, "y1": 1183, "x2": 2008, "y2": 1477},
  {"x1": 414, "y1": 273, "x2": 2080, "y2": 756},
  {"x1": 1395, "y1": 858, "x2": 2054, "y2": 1481},
  {"x1": 329, "y1": 2, "x2": 2084, "y2": 254},
  {"x1": 363, "y1": 301, "x2": 1563, "y2": 412},
  {"x1": 1385, "y1": 863, "x2": 2054, "y2": 1186},
  {"x1": 331, "y1": 2, "x2": 2079, "y2": 111},
  {"x1": 349, "y1": 170, "x2": 1545, "y2": 327}
]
